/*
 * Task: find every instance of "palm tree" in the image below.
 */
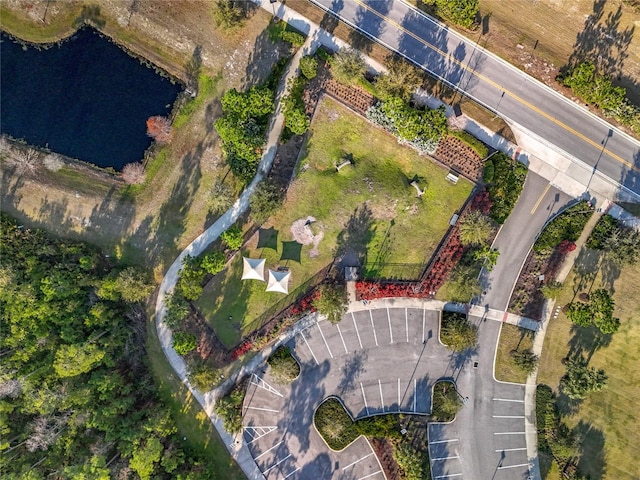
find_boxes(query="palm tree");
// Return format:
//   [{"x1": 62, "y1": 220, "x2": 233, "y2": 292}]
[{"x1": 458, "y1": 211, "x2": 493, "y2": 246}]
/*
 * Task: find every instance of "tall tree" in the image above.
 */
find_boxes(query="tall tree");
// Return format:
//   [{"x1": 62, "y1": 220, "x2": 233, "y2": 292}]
[
  {"x1": 313, "y1": 284, "x2": 348, "y2": 324},
  {"x1": 457, "y1": 211, "x2": 493, "y2": 246},
  {"x1": 331, "y1": 48, "x2": 367, "y2": 85}
]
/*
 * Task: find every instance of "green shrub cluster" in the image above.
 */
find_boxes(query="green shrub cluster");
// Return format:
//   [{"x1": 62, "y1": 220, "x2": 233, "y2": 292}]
[
  {"x1": 299, "y1": 55, "x2": 318, "y2": 80},
  {"x1": 484, "y1": 153, "x2": 528, "y2": 224},
  {"x1": 431, "y1": 380, "x2": 463, "y2": 421},
  {"x1": 534, "y1": 201, "x2": 593, "y2": 253},
  {"x1": 586, "y1": 214, "x2": 617, "y2": 249},
  {"x1": 267, "y1": 346, "x2": 301, "y2": 384},
  {"x1": 283, "y1": 76, "x2": 310, "y2": 135},
  {"x1": 559, "y1": 62, "x2": 640, "y2": 135},
  {"x1": 566, "y1": 288, "x2": 620, "y2": 334},
  {"x1": 178, "y1": 252, "x2": 226, "y2": 300},
  {"x1": 536, "y1": 385, "x2": 577, "y2": 466},
  {"x1": 425, "y1": 0, "x2": 479, "y2": 29},
  {"x1": 215, "y1": 86, "x2": 275, "y2": 181},
  {"x1": 449, "y1": 129, "x2": 489, "y2": 158},
  {"x1": 440, "y1": 311, "x2": 478, "y2": 352},
  {"x1": 281, "y1": 30, "x2": 305, "y2": 47},
  {"x1": 393, "y1": 442, "x2": 428, "y2": 480},
  {"x1": 221, "y1": 224, "x2": 244, "y2": 250},
  {"x1": 314, "y1": 398, "x2": 401, "y2": 450},
  {"x1": 214, "y1": 380, "x2": 247, "y2": 434},
  {"x1": 172, "y1": 331, "x2": 197, "y2": 355}
]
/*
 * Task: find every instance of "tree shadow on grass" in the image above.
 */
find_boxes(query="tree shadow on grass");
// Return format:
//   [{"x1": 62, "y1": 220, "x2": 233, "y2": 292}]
[
  {"x1": 568, "y1": 323, "x2": 613, "y2": 365},
  {"x1": 243, "y1": 22, "x2": 289, "y2": 89},
  {"x1": 334, "y1": 204, "x2": 376, "y2": 269},
  {"x1": 573, "y1": 420, "x2": 606, "y2": 479}
]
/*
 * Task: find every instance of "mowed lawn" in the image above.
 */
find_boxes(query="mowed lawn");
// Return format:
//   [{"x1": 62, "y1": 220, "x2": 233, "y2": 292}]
[
  {"x1": 537, "y1": 248, "x2": 640, "y2": 480},
  {"x1": 196, "y1": 98, "x2": 472, "y2": 347}
]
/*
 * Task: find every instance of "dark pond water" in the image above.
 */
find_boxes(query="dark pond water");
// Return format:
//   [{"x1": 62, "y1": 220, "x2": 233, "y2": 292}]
[{"x1": 0, "y1": 28, "x2": 182, "y2": 170}]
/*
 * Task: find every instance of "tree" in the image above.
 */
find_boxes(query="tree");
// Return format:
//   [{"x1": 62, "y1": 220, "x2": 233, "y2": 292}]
[
  {"x1": 511, "y1": 349, "x2": 539, "y2": 375},
  {"x1": 313, "y1": 284, "x2": 348, "y2": 324},
  {"x1": 457, "y1": 211, "x2": 493, "y2": 246},
  {"x1": 440, "y1": 312, "x2": 478, "y2": 352},
  {"x1": 566, "y1": 301, "x2": 592, "y2": 327},
  {"x1": 208, "y1": 178, "x2": 235, "y2": 214},
  {"x1": 250, "y1": 180, "x2": 282, "y2": 224},
  {"x1": 164, "y1": 292, "x2": 190, "y2": 328},
  {"x1": 54, "y1": 343, "x2": 106, "y2": 378},
  {"x1": 221, "y1": 225, "x2": 243, "y2": 250},
  {"x1": 560, "y1": 356, "x2": 607, "y2": 399},
  {"x1": 212, "y1": 0, "x2": 244, "y2": 29},
  {"x1": 146, "y1": 116, "x2": 173, "y2": 144},
  {"x1": 122, "y1": 162, "x2": 146, "y2": 184},
  {"x1": 299, "y1": 55, "x2": 318, "y2": 80},
  {"x1": 178, "y1": 256, "x2": 205, "y2": 300},
  {"x1": 567, "y1": 289, "x2": 620, "y2": 334},
  {"x1": 446, "y1": 264, "x2": 482, "y2": 303},
  {"x1": 375, "y1": 55, "x2": 423, "y2": 101},
  {"x1": 435, "y1": 0, "x2": 479, "y2": 29},
  {"x1": 115, "y1": 267, "x2": 154, "y2": 303},
  {"x1": 540, "y1": 281, "x2": 563, "y2": 300},
  {"x1": 604, "y1": 226, "x2": 640, "y2": 266},
  {"x1": 331, "y1": 47, "x2": 367, "y2": 85},
  {"x1": 472, "y1": 245, "x2": 499, "y2": 271},
  {"x1": 172, "y1": 332, "x2": 197, "y2": 356},
  {"x1": 267, "y1": 346, "x2": 300, "y2": 384},
  {"x1": 129, "y1": 436, "x2": 163, "y2": 480},
  {"x1": 188, "y1": 361, "x2": 218, "y2": 392}
]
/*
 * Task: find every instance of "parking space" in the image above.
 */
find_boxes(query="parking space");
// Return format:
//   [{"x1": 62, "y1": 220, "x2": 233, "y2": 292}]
[
  {"x1": 428, "y1": 424, "x2": 464, "y2": 480},
  {"x1": 491, "y1": 395, "x2": 529, "y2": 477}
]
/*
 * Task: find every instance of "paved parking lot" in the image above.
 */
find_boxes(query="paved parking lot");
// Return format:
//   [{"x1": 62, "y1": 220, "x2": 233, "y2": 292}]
[{"x1": 241, "y1": 308, "x2": 531, "y2": 479}]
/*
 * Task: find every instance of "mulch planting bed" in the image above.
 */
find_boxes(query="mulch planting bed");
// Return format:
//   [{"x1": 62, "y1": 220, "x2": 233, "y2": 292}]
[
  {"x1": 434, "y1": 135, "x2": 484, "y2": 182},
  {"x1": 372, "y1": 438, "x2": 400, "y2": 480}
]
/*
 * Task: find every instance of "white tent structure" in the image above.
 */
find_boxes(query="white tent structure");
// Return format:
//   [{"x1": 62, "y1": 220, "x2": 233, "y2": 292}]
[
  {"x1": 266, "y1": 269, "x2": 291, "y2": 294},
  {"x1": 241, "y1": 257, "x2": 266, "y2": 281}
]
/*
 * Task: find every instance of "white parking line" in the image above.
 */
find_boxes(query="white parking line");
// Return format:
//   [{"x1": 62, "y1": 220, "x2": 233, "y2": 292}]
[
  {"x1": 405, "y1": 308, "x2": 409, "y2": 343},
  {"x1": 336, "y1": 324, "x2": 349, "y2": 354},
  {"x1": 429, "y1": 438, "x2": 459, "y2": 444},
  {"x1": 357, "y1": 470, "x2": 382, "y2": 480},
  {"x1": 422, "y1": 308, "x2": 426, "y2": 342},
  {"x1": 413, "y1": 379, "x2": 417, "y2": 412},
  {"x1": 387, "y1": 308, "x2": 393, "y2": 344},
  {"x1": 282, "y1": 467, "x2": 300, "y2": 479},
  {"x1": 494, "y1": 431, "x2": 526, "y2": 435},
  {"x1": 255, "y1": 440, "x2": 284, "y2": 459},
  {"x1": 342, "y1": 452, "x2": 374, "y2": 470},
  {"x1": 352, "y1": 313, "x2": 363, "y2": 349},
  {"x1": 431, "y1": 455, "x2": 460, "y2": 461},
  {"x1": 492, "y1": 415, "x2": 525, "y2": 419},
  {"x1": 497, "y1": 462, "x2": 530, "y2": 470},
  {"x1": 360, "y1": 382, "x2": 370, "y2": 416},
  {"x1": 397, "y1": 378, "x2": 401, "y2": 411},
  {"x1": 495, "y1": 447, "x2": 527, "y2": 452},
  {"x1": 263, "y1": 454, "x2": 292, "y2": 474},
  {"x1": 378, "y1": 379, "x2": 385, "y2": 411},
  {"x1": 244, "y1": 426, "x2": 277, "y2": 443},
  {"x1": 434, "y1": 474, "x2": 463, "y2": 479},
  {"x1": 369, "y1": 310, "x2": 379, "y2": 346},
  {"x1": 316, "y1": 322, "x2": 333, "y2": 359},
  {"x1": 251, "y1": 374, "x2": 283, "y2": 397},
  {"x1": 493, "y1": 398, "x2": 524, "y2": 403},
  {"x1": 245, "y1": 406, "x2": 279, "y2": 413},
  {"x1": 299, "y1": 332, "x2": 319, "y2": 365}
]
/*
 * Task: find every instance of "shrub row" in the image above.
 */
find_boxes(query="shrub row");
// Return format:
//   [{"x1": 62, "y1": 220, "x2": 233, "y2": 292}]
[
  {"x1": 449, "y1": 129, "x2": 489, "y2": 158},
  {"x1": 484, "y1": 153, "x2": 528, "y2": 224},
  {"x1": 534, "y1": 201, "x2": 593, "y2": 253}
]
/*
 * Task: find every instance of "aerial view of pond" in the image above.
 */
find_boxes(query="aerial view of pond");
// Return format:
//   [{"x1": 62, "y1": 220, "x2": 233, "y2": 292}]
[{"x1": 0, "y1": 28, "x2": 182, "y2": 171}]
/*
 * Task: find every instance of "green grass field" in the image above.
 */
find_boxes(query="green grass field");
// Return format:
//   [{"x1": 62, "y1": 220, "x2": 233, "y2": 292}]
[
  {"x1": 494, "y1": 324, "x2": 535, "y2": 384},
  {"x1": 537, "y1": 248, "x2": 640, "y2": 480},
  {"x1": 196, "y1": 98, "x2": 472, "y2": 347}
]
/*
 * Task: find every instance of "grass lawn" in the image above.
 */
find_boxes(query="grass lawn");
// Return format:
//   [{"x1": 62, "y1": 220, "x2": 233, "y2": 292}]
[
  {"x1": 146, "y1": 315, "x2": 245, "y2": 479},
  {"x1": 537, "y1": 247, "x2": 640, "y2": 480},
  {"x1": 494, "y1": 324, "x2": 534, "y2": 384},
  {"x1": 196, "y1": 97, "x2": 473, "y2": 347}
]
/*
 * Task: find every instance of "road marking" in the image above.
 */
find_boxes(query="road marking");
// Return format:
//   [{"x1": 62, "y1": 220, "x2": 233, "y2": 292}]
[
  {"x1": 432, "y1": 455, "x2": 460, "y2": 461},
  {"x1": 244, "y1": 426, "x2": 278, "y2": 444},
  {"x1": 495, "y1": 447, "x2": 527, "y2": 452},
  {"x1": 422, "y1": 308, "x2": 426, "y2": 342},
  {"x1": 430, "y1": 438, "x2": 459, "y2": 444},
  {"x1": 378, "y1": 379, "x2": 385, "y2": 411},
  {"x1": 405, "y1": 308, "x2": 409, "y2": 343},
  {"x1": 245, "y1": 406, "x2": 279, "y2": 413},
  {"x1": 352, "y1": 312, "x2": 363, "y2": 349},
  {"x1": 342, "y1": 452, "x2": 374, "y2": 470},
  {"x1": 251, "y1": 374, "x2": 283, "y2": 397},
  {"x1": 357, "y1": 470, "x2": 382, "y2": 480},
  {"x1": 530, "y1": 183, "x2": 551, "y2": 215},
  {"x1": 347, "y1": 0, "x2": 639, "y2": 174},
  {"x1": 361, "y1": 382, "x2": 370, "y2": 415},
  {"x1": 493, "y1": 398, "x2": 525, "y2": 403},
  {"x1": 493, "y1": 415, "x2": 525, "y2": 419},
  {"x1": 494, "y1": 431, "x2": 526, "y2": 435},
  {"x1": 369, "y1": 310, "x2": 379, "y2": 346},
  {"x1": 413, "y1": 379, "x2": 417, "y2": 412},
  {"x1": 434, "y1": 474, "x2": 463, "y2": 479},
  {"x1": 263, "y1": 454, "x2": 291, "y2": 474},
  {"x1": 282, "y1": 467, "x2": 300, "y2": 479},
  {"x1": 498, "y1": 462, "x2": 531, "y2": 470},
  {"x1": 255, "y1": 440, "x2": 284, "y2": 459},
  {"x1": 299, "y1": 331, "x2": 319, "y2": 365},
  {"x1": 336, "y1": 324, "x2": 349, "y2": 354},
  {"x1": 387, "y1": 308, "x2": 393, "y2": 344},
  {"x1": 397, "y1": 378, "x2": 401, "y2": 411},
  {"x1": 317, "y1": 322, "x2": 333, "y2": 359}
]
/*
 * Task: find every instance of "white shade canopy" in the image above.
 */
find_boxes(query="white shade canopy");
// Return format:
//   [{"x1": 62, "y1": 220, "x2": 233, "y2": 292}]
[
  {"x1": 266, "y1": 269, "x2": 291, "y2": 294},
  {"x1": 241, "y1": 257, "x2": 266, "y2": 281}
]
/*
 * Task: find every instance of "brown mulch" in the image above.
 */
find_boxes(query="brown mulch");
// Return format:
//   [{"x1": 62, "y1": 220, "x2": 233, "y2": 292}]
[
  {"x1": 324, "y1": 79, "x2": 376, "y2": 116},
  {"x1": 184, "y1": 309, "x2": 230, "y2": 367},
  {"x1": 371, "y1": 438, "x2": 400, "y2": 480},
  {"x1": 434, "y1": 135, "x2": 484, "y2": 182}
]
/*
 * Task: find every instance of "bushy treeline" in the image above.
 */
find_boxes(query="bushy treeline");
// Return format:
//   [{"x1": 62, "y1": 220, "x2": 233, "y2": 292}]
[{"x1": 0, "y1": 215, "x2": 217, "y2": 480}]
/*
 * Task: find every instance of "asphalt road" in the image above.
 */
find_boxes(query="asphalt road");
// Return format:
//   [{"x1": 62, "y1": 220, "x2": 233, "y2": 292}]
[{"x1": 309, "y1": 0, "x2": 640, "y2": 196}]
